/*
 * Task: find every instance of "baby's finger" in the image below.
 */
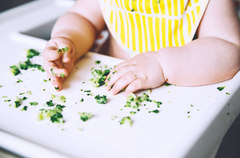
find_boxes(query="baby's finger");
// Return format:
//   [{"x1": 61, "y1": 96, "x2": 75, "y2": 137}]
[
  {"x1": 44, "y1": 61, "x2": 68, "y2": 78},
  {"x1": 111, "y1": 71, "x2": 138, "y2": 95},
  {"x1": 57, "y1": 41, "x2": 74, "y2": 63},
  {"x1": 47, "y1": 73, "x2": 64, "y2": 91},
  {"x1": 123, "y1": 78, "x2": 146, "y2": 97},
  {"x1": 43, "y1": 47, "x2": 61, "y2": 62}
]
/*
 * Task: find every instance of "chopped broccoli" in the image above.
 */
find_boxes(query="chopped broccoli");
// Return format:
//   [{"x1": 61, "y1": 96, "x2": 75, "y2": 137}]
[
  {"x1": 94, "y1": 95, "x2": 107, "y2": 104},
  {"x1": 217, "y1": 86, "x2": 225, "y2": 91},
  {"x1": 119, "y1": 116, "x2": 133, "y2": 127},
  {"x1": 43, "y1": 89, "x2": 45, "y2": 91},
  {"x1": 148, "y1": 109, "x2": 160, "y2": 114},
  {"x1": 43, "y1": 79, "x2": 48, "y2": 82},
  {"x1": 111, "y1": 115, "x2": 117, "y2": 120},
  {"x1": 156, "y1": 101, "x2": 162, "y2": 108},
  {"x1": 0, "y1": 85, "x2": 2, "y2": 87},
  {"x1": 27, "y1": 91, "x2": 32, "y2": 95},
  {"x1": 107, "y1": 76, "x2": 111, "y2": 81},
  {"x1": 55, "y1": 87, "x2": 59, "y2": 90},
  {"x1": 16, "y1": 78, "x2": 23, "y2": 83},
  {"x1": 165, "y1": 83, "x2": 171, "y2": 86},
  {"x1": 4, "y1": 99, "x2": 11, "y2": 102},
  {"x1": 51, "y1": 94, "x2": 66, "y2": 103},
  {"x1": 57, "y1": 47, "x2": 69, "y2": 54},
  {"x1": 112, "y1": 70, "x2": 117, "y2": 74},
  {"x1": 78, "y1": 112, "x2": 92, "y2": 122},
  {"x1": 125, "y1": 93, "x2": 141, "y2": 109},
  {"x1": 50, "y1": 67, "x2": 56, "y2": 76},
  {"x1": 60, "y1": 72, "x2": 65, "y2": 78},
  {"x1": 84, "y1": 90, "x2": 91, "y2": 92},
  {"x1": 22, "y1": 97, "x2": 27, "y2": 100},
  {"x1": 21, "y1": 106, "x2": 28, "y2": 111},
  {"x1": 137, "y1": 93, "x2": 149, "y2": 102},
  {"x1": 14, "y1": 97, "x2": 21, "y2": 108},
  {"x1": 95, "y1": 60, "x2": 101, "y2": 64},
  {"x1": 2, "y1": 96, "x2": 7, "y2": 98},
  {"x1": 91, "y1": 67, "x2": 95, "y2": 71},
  {"x1": 80, "y1": 98, "x2": 84, "y2": 102},
  {"x1": 9, "y1": 65, "x2": 21, "y2": 76},
  {"x1": 130, "y1": 111, "x2": 136, "y2": 115},
  {"x1": 89, "y1": 69, "x2": 110, "y2": 87},
  {"x1": 147, "y1": 89, "x2": 151, "y2": 94},
  {"x1": 25, "y1": 49, "x2": 40, "y2": 58},
  {"x1": 82, "y1": 82, "x2": 85, "y2": 84},
  {"x1": 29, "y1": 102, "x2": 38, "y2": 106},
  {"x1": 226, "y1": 92, "x2": 230, "y2": 95},
  {"x1": 36, "y1": 105, "x2": 65, "y2": 123},
  {"x1": 46, "y1": 100, "x2": 54, "y2": 107}
]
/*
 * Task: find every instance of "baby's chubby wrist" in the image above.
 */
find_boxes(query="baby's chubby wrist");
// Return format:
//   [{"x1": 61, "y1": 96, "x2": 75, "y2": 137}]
[{"x1": 155, "y1": 48, "x2": 170, "y2": 83}]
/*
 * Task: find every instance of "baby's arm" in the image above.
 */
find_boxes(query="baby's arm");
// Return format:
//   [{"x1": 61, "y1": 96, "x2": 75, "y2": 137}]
[
  {"x1": 43, "y1": 0, "x2": 105, "y2": 90},
  {"x1": 106, "y1": 0, "x2": 240, "y2": 96},
  {"x1": 159, "y1": 0, "x2": 240, "y2": 86}
]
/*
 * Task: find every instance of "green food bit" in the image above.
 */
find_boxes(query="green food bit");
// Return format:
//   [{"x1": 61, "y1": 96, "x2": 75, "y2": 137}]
[
  {"x1": 26, "y1": 49, "x2": 40, "y2": 59},
  {"x1": 57, "y1": 47, "x2": 69, "y2": 54},
  {"x1": 80, "y1": 89, "x2": 83, "y2": 91},
  {"x1": 137, "y1": 93, "x2": 149, "y2": 102},
  {"x1": 112, "y1": 70, "x2": 116, "y2": 74},
  {"x1": 86, "y1": 93, "x2": 93, "y2": 96},
  {"x1": 95, "y1": 60, "x2": 101, "y2": 64},
  {"x1": 91, "y1": 67, "x2": 95, "y2": 71},
  {"x1": 119, "y1": 116, "x2": 133, "y2": 127},
  {"x1": 16, "y1": 78, "x2": 23, "y2": 83},
  {"x1": 190, "y1": 104, "x2": 194, "y2": 107},
  {"x1": 27, "y1": 91, "x2": 32, "y2": 95},
  {"x1": 43, "y1": 79, "x2": 48, "y2": 82},
  {"x1": 217, "y1": 86, "x2": 225, "y2": 91},
  {"x1": 78, "y1": 112, "x2": 92, "y2": 122},
  {"x1": 89, "y1": 69, "x2": 110, "y2": 87},
  {"x1": 149, "y1": 109, "x2": 160, "y2": 114},
  {"x1": 21, "y1": 106, "x2": 28, "y2": 111},
  {"x1": 105, "y1": 82, "x2": 108, "y2": 87},
  {"x1": 46, "y1": 100, "x2": 54, "y2": 107},
  {"x1": 156, "y1": 101, "x2": 162, "y2": 108},
  {"x1": 14, "y1": 97, "x2": 21, "y2": 108},
  {"x1": 125, "y1": 93, "x2": 141, "y2": 109},
  {"x1": 131, "y1": 8, "x2": 134, "y2": 12},
  {"x1": 49, "y1": 78, "x2": 51, "y2": 81},
  {"x1": 111, "y1": 115, "x2": 117, "y2": 120},
  {"x1": 165, "y1": 83, "x2": 171, "y2": 86},
  {"x1": 51, "y1": 94, "x2": 66, "y2": 103},
  {"x1": 80, "y1": 98, "x2": 84, "y2": 102},
  {"x1": 43, "y1": 89, "x2": 45, "y2": 91},
  {"x1": 4, "y1": 99, "x2": 11, "y2": 102},
  {"x1": 84, "y1": 90, "x2": 91, "y2": 92},
  {"x1": 188, "y1": 116, "x2": 190, "y2": 118},
  {"x1": 29, "y1": 102, "x2": 38, "y2": 106},
  {"x1": 94, "y1": 95, "x2": 107, "y2": 104},
  {"x1": 147, "y1": 89, "x2": 151, "y2": 94},
  {"x1": 2, "y1": 96, "x2": 7, "y2": 98},
  {"x1": 226, "y1": 92, "x2": 230, "y2": 95},
  {"x1": 227, "y1": 112, "x2": 230, "y2": 115},
  {"x1": 22, "y1": 97, "x2": 27, "y2": 100},
  {"x1": 50, "y1": 67, "x2": 56, "y2": 76},
  {"x1": 82, "y1": 82, "x2": 85, "y2": 84},
  {"x1": 55, "y1": 87, "x2": 59, "y2": 90},
  {"x1": 187, "y1": 111, "x2": 190, "y2": 114},
  {"x1": 107, "y1": 76, "x2": 111, "y2": 81},
  {"x1": 37, "y1": 105, "x2": 65, "y2": 123},
  {"x1": 9, "y1": 65, "x2": 21, "y2": 76},
  {"x1": 0, "y1": 85, "x2": 2, "y2": 87},
  {"x1": 60, "y1": 73, "x2": 65, "y2": 78},
  {"x1": 130, "y1": 111, "x2": 136, "y2": 115}
]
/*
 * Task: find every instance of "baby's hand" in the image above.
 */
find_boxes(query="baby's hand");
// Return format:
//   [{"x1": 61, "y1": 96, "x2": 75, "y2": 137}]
[
  {"x1": 105, "y1": 51, "x2": 166, "y2": 96},
  {"x1": 43, "y1": 37, "x2": 76, "y2": 91}
]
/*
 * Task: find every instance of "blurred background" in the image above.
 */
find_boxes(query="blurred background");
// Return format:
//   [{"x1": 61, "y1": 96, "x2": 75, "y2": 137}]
[{"x1": 0, "y1": 0, "x2": 240, "y2": 158}]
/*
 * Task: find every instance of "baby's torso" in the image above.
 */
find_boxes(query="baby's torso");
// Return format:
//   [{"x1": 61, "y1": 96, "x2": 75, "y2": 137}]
[{"x1": 99, "y1": 0, "x2": 209, "y2": 57}]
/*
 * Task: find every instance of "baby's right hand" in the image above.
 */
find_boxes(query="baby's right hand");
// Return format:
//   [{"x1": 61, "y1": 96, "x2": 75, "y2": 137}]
[{"x1": 43, "y1": 37, "x2": 76, "y2": 91}]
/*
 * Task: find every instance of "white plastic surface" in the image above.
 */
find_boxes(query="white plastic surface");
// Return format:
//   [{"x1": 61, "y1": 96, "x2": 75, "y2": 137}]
[{"x1": 1, "y1": 0, "x2": 240, "y2": 158}]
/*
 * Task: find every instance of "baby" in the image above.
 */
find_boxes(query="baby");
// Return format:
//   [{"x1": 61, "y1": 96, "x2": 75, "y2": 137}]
[{"x1": 43, "y1": 0, "x2": 240, "y2": 96}]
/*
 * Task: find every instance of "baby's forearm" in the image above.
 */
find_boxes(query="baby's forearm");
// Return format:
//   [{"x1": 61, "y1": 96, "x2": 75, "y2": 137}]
[
  {"x1": 51, "y1": 12, "x2": 96, "y2": 62},
  {"x1": 158, "y1": 37, "x2": 240, "y2": 86}
]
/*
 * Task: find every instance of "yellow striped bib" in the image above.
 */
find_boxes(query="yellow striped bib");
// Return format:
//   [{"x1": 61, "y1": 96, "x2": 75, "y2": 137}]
[{"x1": 99, "y1": 0, "x2": 209, "y2": 56}]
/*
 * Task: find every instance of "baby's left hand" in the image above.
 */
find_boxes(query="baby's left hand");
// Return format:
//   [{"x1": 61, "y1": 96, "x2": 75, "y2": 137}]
[{"x1": 105, "y1": 51, "x2": 166, "y2": 96}]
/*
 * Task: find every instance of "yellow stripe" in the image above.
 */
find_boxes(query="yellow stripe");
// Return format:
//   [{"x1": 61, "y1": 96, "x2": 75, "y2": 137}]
[
  {"x1": 119, "y1": 12, "x2": 125, "y2": 45},
  {"x1": 194, "y1": 0, "x2": 199, "y2": 3},
  {"x1": 155, "y1": 17, "x2": 160, "y2": 50},
  {"x1": 162, "y1": 18, "x2": 166, "y2": 48},
  {"x1": 188, "y1": 0, "x2": 192, "y2": 7},
  {"x1": 124, "y1": 0, "x2": 131, "y2": 11},
  {"x1": 132, "y1": 0, "x2": 138, "y2": 12},
  {"x1": 148, "y1": 17, "x2": 155, "y2": 51},
  {"x1": 110, "y1": 10, "x2": 114, "y2": 24},
  {"x1": 180, "y1": 0, "x2": 184, "y2": 15},
  {"x1": 186, "y1": 13, "x2": 191, "y2": 35},
  {"x1": 125, "y1": 13, "x2": 130, "y2": 48},
  {"x1": 191, "y1": 10, "x2": 195, "y2": 24},
  {"x1": 173, "y1": 20, "x2": 179, "y2": 46},
  {"x1": 145, "y1": 0, "x2": 151, "y2": 14},
  {"x1": 139, "y1": 0, "x2": 144, "y2": 13},
  {"x1": 115, "y1": 0, "x2": 120, "y2": 7},
  {"x1": 135, "y1": 14, "x2": 142, "y2": 52},
  {"x1": 120, "y1": 0, "x2": 124, "y2": 9},
  {"x1": 153, "y1": 0, "x2": 160, "y2": 14},
  {"x1": 115, "y1": 11, "x2": 118, "y2": 33},
  {"x1": 173, "y1": 0, "x2": 178, "y2": 16},
  {"x1": 196, "y1": 6, "x2": 200, "y2": 15},
  {"x1": 179, "y1": 18, "x2": 185, "y2": 45},
  {"x1": 168, "y1": 19, "x2": 173, "y2": 47},
  {"x1": 160, "y1": 0, "x2": 166, "y2": 15},
  {"x1": 142, "y1": 16, "x2": 148, "y2": 51},
  {"x1": 167, "y1": 0, "x2": 172, "y2": 16},
  {"x1": 129, "y1": 13, "x2": 136, "y2": 51}
]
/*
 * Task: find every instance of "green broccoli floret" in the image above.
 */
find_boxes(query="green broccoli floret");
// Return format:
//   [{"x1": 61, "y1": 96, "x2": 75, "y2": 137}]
[
  {"x1": 148, "y1": 109, "x2": 160, "y2": 114},
  {"x1": 137, "y1": 93, "x2": 149, "y2": 102},
  {"x1": 51, "y1": 94, "x2": 66, "y2": 103},
  {"x1": 125, "y1": 93, "x2": 141, "y2": 109},
  {"x1": 164, "y1": 83, "x2": 172, "y2": 86},
  {"x1": 119, "y1": 116, "x2": 133, "y2": 127},
  {"x1": 80, "y1": 98, "x2": 84, "y2": 102},
  {"x1": 4, "y1": 99, "x2": 11, "y2": 102},
  {"x1": 29, "y1": 102, "x2": 38, "y2": 106},
  {"x1": 15, "y1": 78, "x2": 23, "y2": 83},
  {"x1": 21, "y1": 106, "x2": 28, "y2": 111},
  {"x1": 43, "y1": 79, "x2": 48, "y2": 82},
  {"x1": 217, "y1": 86, "x2": 225, "y2": 91},
  {"x1": 94, "y1": 95, "x2": 107, "y2": 104},
  {"x1": 78, "y1": 112, "x2": 92, "y2": 122},
  {"x1": 130, "y1": 111, "x2": 136, "y2": 115},
  {"x1": 22, "y1": 97, "x2": 27, "y2": 100},
  {"x1": 54, "y1": 87, "x2": 59, "y2": 90},
  {"x1": 2, "y1": 96, "x2": 7, "y2": 98},
  {"x1": 89, "y1": 69, "x2": 110, "y2": 87},
  {"x1": 36, "y1": 105, "x2": 65, "y2": 123},
  {"x1": 50, "y1": 67, "x2": 56, "y2": 76},
  {"x1": 56, "y1": 47, "x2": 69, "y2": 54},
  {"x1": 95, "y1": 60, "x2": 101, "y2": 64},
  {"x1": 9, "y1": 65, "x2": 21, "y2": 76},
  {"x1": 14, "y1": 97, "x2": 21, "y2": 108},
  {"x1": 60, "y1": 72, "x2": 65, "y2": 78},
  {"x1": 25, "y1": 49, "x2": 40, "y2": 59},
  {"x1": 46, "y1": 100, "x2": 54, "y2": 107}
]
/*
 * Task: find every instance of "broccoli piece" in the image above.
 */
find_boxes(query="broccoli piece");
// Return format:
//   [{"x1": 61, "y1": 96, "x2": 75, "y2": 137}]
[
  {"x1": 89, "y1": 69, "x2": 110, "y2": 88},
  {"x1": 125, "y1": 93, "x2": 141, "y2": 109},
  {"x1": 9, "y1": 65, "x2": 21, "y2": 76},
  {"x1": 27, "y1": 91, "x2": 32, "y2": 95},
  {"x1": 60, "y1": 72, "x2": 65, "y2": 78},
  {"x1": 156, "y1": 101, "x2": 162, "y2": 108},
  {"x1": 4, "y1": 99, "x2": 11, "y2": 102},
  {"x1": 25, "y1": 49, "x2": 40, "y2": 58},
  {"x1": 22, "y1": 97, "x2": 27, "y2": 100},
  {"x1": 226, "y1": 92, "x2": 230, "y2": 95},
  {"x1": 56, "y1": 47, "x2": 69, "y2": 54},
  {"x1": 119, "y1": 116, "x2": 133, "y2": 127},
  {"x1": 95, "y1": 60, "x2": 101, "y2": 64},
  {"x1": 111, "y1": 115, "x2": 117, "y2": 120},
  {"x1": 137, "y1": 93, "x2": 149, "y2": 102},
  {"x1": 21, "y1": 106, "x2": 28, "y2": 111},
  {"x1": 112, "y1": 70, "x2": 117, "y2": 74},
  {"x1": 50, "y1": 67, "x2": 56, "y2": 76},
  {"x1": 94, "y1": 95, "x2": 107, "y2": 104},
  {"x1": 130, "y1": 111, "x2": 136, "y2": 115},
  {"x1": 2, "y1": 96, "x2": 7, "y2": 98},
  {"x1": 149, "y1": 109, "x2": 160, "y2": 114},
  {"x1": 80, "y1": 98, "x2": 84, "y2": 102},
  {"x1": 14, "y1": 97, "x2": 21, "y2": 108},
  {"x1": 16, "y1": 78, "x2": 23, "y2": 83},
  {"x1": 84, "y1": 90, "x2": 91, "y2": 92},
  {"x1": 55, "y1": 104, "x2": 65, "y2": 112},
  {"x1": 51, "y1": 94, "x2": 66, "y2": 103},
  {"x1": 0, "y1": 85, "x2": 2, "y2": 87},
  {"x1": 78, "y1": 112, "x2": 92, "y2": 122},
  {"x1": 43, "y1": 79, "x2": 48, "y2": 82},
  {"x1": 217, "y1": 86, "x2": 225, "y2": 91},
  {"x1": 29, "y1": 102, "x2": 38, "y2": 106},
  {"x1": 165, "y1": 83, "x2": 171, "y2": 86},
  {"x1": 36, "y1": 105, "x2": 65, "y2": 123},
  {"x1": 46, "y1": 100, "x2": 54, "y2": 107},
  {"x1": 55, "y1": 87, "x2": 59, "y2": 90}
]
